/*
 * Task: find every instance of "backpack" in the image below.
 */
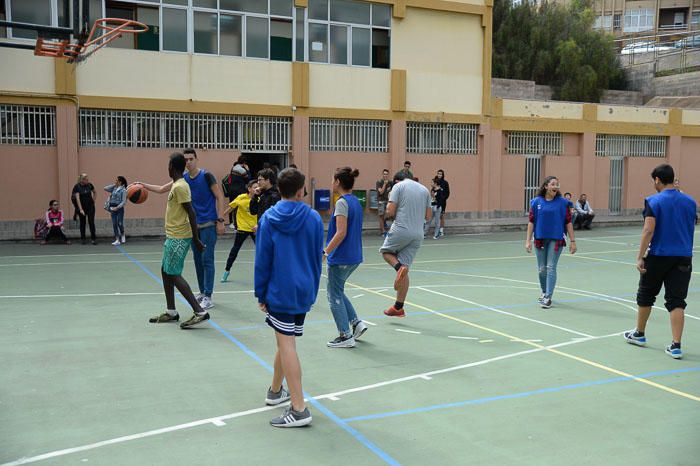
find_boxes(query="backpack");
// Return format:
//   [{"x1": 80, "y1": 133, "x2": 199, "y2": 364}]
[
  {"x1": 34, "y1": 218, "x2": 48, "y2": 239},
  {"x1": 222, "y1": 174, "x2": 233, "y2": 198}
]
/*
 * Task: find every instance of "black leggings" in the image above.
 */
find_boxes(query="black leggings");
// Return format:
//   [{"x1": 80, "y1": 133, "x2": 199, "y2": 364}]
[
  {"x1": 225, "y1": 231, "x2": 255, "y2": 271},
  {"x1": 45, "y1": 226, "x2": 68, "y2": 242},
  {"x1": 78, "y1": 204, "x2": 96, "y2": 241}
]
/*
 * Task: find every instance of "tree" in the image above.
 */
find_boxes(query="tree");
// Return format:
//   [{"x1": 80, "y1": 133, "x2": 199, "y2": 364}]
[{"x1": 492, "y1": 0, "x2": 627, "y2": 102}]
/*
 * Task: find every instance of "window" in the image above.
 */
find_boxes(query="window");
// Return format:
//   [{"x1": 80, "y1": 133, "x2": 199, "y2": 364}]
[
  {"x1": 308, "y1": 0, "x2": 391, "y2": 68},
  {"x1": 220, "y1": 14, "x2": 243, "y2": 56},
  {"x1": 1, "y1": 2, "x2": 6, "y2": 38},
  {"x1": 407, "y1": 123, "x2": 478, "y2": 155},
  {"x1": 79, "y1": 109, "x2": 291, "y2": 151},
  {"x1": 246, "y1": 16, "x2": 269, "y2": 58},
  {"x1": 10, "y1": 0, "x2": 51, "y2": 39},
  {"x1": 194, "y1": 11, "x2": 218, "y2": 54},
  {"x1": 1, "y1": 105, "x2": 56, "y2": 145},
  {"x1": 624, "y1": 9, "x2": 655, "y2": 33},
  {"x1": 310, "y1": 118, "x2": 389, "y2": 152},
  {"x1": 163, "y1": 7, "x2": 187, "y2": 52},
  {"x1": 506, "y1": 131, "x2": 562, "y2": 155},
  {"x1": 613, "y1": 14, "x2": 621, "y2": 30},
  {"x1": 594, "y1": 15, "x2": 612, "y2": 29},
  {"x1": 271, "y1": 18, "x2": 293, "y2": 61},
  {"x1": 595, "y1": 134, "x2": 666, "y2": 158},
  {"x1": 692, "y1": 11, "x2": 700, "y2": 26}
]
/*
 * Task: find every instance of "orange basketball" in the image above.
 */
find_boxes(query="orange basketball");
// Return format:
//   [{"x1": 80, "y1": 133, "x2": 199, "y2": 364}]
[{"x1": 126, "y1": 184, "x2": 148, "y2": 204}]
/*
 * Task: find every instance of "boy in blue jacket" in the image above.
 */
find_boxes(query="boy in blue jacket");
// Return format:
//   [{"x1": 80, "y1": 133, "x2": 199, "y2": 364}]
[{"x1": 255, "y1": 167, "x2": 323, "y2": 428}]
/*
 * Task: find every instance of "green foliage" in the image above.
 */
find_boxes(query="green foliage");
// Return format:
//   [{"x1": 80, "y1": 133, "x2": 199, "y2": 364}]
[{"x1": 492, "y1": 0, "x2": 627, "y2": 102}]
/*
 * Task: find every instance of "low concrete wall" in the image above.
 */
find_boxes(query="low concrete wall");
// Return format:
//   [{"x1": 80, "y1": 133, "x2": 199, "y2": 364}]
[
  {"x1": 492, "y1": 78, "x2": 642, "y2": 105},
  {"x1": 491, "y1": 78, "x2": 536, "y2": 99},
  {"x1": 653, "y1": 70, "x2": 700, "y2": 97}
]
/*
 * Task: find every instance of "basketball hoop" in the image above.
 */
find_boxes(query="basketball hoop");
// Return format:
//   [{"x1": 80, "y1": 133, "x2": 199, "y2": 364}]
[{"x1": 34, "y1": 18, "x2": 148, "y2": 63}]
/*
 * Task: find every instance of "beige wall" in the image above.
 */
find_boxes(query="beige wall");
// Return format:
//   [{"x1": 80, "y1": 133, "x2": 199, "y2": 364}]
[
  {"x1": 77, "y1": 49, "x2": 293, "y2": 106},
  {"x1": 392, "y1": 8, "x2": 483, "y2": 115},
  {"x1": 0, "y1": 49, "x2": 55, "y2": 94},
  {"x1": 308, "y1": 66, "x2": 391, "y2": 110}
]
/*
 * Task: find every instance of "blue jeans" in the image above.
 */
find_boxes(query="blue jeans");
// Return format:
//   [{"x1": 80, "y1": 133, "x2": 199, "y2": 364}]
[
  {"x1": 534, "y1": 239, "x2": 563, "y2": 298},
  {"x1": 327, "y1": 264, "x2": 360, "y2": 337},
  {"x1": 191, "y1": 225, "x2": 217, "y2": 297},
  {"x1": 110, "y1": 208, "x2": 124, "y2": 238}
]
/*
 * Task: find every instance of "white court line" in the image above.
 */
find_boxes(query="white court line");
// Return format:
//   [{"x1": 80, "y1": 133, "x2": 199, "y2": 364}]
[
  {"x1": 362, "y1": 320, "x2": 377, "y2": 326},
  {"x1": 1, "y1": 332, "x2": 619, "y2": 466},
  {"x1": 417, "y1": 287, "x2": 594, "y2": 338},
  {"x1": 478, "y1": 340, "x2": 494, "y2": 343},
  {"x1": 395, "y1": 329, "x2": 421, "y2": 334},
  {"x1": 352, "y1": 294, "x2": 365, "y2": 298},
  {"x1": 576, "y1": 238, "x2": 631, "y2": 246},
  {"x1": 448, "y1": 336, "x2": 478, "y2": 340},
  {"x1": 0, "y1": 259, "x2": 256, "y2": 267}
]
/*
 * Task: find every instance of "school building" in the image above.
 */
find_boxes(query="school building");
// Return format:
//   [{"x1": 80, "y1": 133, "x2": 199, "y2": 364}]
[{"x1": 1, "y1": 0, "x2": 700, "y2": 239}]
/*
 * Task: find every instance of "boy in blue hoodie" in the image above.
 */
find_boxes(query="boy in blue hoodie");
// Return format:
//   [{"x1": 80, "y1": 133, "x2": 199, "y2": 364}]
[{"x1": 255, "y1": 168, "x2": 323, "y2": 428}]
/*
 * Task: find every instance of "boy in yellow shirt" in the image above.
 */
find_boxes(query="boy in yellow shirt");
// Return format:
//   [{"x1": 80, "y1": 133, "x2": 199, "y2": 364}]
[{"x1": 221, "y1": 180, "x2": 258, "y2": 282}]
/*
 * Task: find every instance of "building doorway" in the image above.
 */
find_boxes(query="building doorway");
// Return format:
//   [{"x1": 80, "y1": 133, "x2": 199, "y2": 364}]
[{"x1": 242, "y1": 152, "x2": 288, "y2": 178}]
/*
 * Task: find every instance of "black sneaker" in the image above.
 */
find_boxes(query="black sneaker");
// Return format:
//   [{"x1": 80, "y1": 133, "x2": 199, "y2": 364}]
[
  {"x1": 327, "y1": 334, "x2": 356, "y2": 348},
  {"x1": 541, "y1": 297, "x2": 552, "y2": 309},
  {"x1": 179, "y1": 312, "x2": 210, "y2": 329},
  {"x1": 265, "y1": 386, "x2": 291, "y2": 406},
  {"x1": 352, "y1": 320, "x2": 368, "y2": 340},
  {"x1": 270, "y1": 406, "x2": 312, "y2": 428},
  {"x1": 149, "y1": 312, "x2": 179, "y2": 323},
  {"x1": 623, "y1": 329, "x2": 646, "y2": 347},
  {"x1": 665, "y1": 343, "x2": 682, "y2": 359}
]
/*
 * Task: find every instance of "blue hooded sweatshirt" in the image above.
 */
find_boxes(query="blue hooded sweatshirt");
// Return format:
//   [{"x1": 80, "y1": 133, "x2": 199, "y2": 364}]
[{"x1": 254, "y1": 200, "x2": 324, "y2": 315}]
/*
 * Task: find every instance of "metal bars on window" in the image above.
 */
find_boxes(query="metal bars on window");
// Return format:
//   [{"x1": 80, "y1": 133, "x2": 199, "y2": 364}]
[
  {"x1": 524, "y1": 156, "x2": 542, "y2": 213},
  {"x1": 0, "y1": 105, "x2": 56, "y2": 145},
  {"x1": 506, "y1": 131, "x2": 562, "y2": 156},
  {"x1": 609, "y1": 157, "x2": 624, "y2": 214},
  {"x1": 406, "y1": 122, "x2": 478, "y2": 155},
  {"x1": 595, "y1": 134, "x2": 666, "y2": 158},
  {"x1": 79, "y1": 109, "x2": 291, "y2": 152},
  {"x1": 310, "y1": 118, "x2": 388, "y2": 152}
]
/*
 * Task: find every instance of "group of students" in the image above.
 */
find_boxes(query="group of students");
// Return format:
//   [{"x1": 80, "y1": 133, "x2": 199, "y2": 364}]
[
  {"x1": 525, "y1": 165, "x2": 696, "y2": 361},
  {"x1": 40, "y1": 174, "x2": 129, "y2": 246}
]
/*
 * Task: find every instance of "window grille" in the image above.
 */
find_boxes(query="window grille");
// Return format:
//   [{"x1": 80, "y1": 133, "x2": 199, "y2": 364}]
[
  {"x1": 0, "y1": 104, "x2": 55, "y2": 145},
  {"x1": 406, "y1": 122, "x2": 478, "y2": 154},
  {"x1": 595, "y1": 134, "x2": 666, "y2": 158},
  {"x1": 79, "y1": 109, "x2": 291, "y2": 151},
  {"x1": 506, "y1": 131, "x2": 562, "y2": 155},
  {"x1": 310, "y1": 118, "x2": 388, "y2": 152}
]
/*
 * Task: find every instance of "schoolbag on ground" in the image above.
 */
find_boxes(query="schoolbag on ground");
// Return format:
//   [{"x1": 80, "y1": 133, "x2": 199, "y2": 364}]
[{"x1": 34, "y1": 218, "x2": 48, "y2": 239}]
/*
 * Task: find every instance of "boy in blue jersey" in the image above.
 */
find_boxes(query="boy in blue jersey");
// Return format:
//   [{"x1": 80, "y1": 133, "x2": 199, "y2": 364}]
[
  {"x1": 255, "y1": 168, "x2": 323, "y2": 427},
  {"x1": 625, "y1": 164, "x2": 697, "y2": 359}
]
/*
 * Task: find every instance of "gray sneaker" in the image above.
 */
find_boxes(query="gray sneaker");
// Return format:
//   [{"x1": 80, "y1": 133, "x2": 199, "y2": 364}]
[
  {"x1": 149, "y1": 312, "x2": 179, "y2": 323},
  {"x1": 179, "y1": 312, "x2": 210, "y2": 329},
  {"x1": 327, "y1": 334, "x2": 356, "y2": 348},
  {"x1": 270, "y1": 406, "x2": 312, "y2": 428},
  {"x1": 265, "y1": 386, "x2": 291, "y2": 406},
  {"x1": 352, "y1": 320, "x2": 368, "y2": 340},
  {"x1": 194, "y1": 293, "x2": 205, "y2": 303},
  {"x1": 200, "y1": 296, "x2": 215, "y2": 310}
]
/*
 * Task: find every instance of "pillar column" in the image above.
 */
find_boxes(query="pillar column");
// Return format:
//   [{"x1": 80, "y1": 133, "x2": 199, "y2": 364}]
[
  {"x1": 291, "y1": 114, "x2": 310, "y2": 203},
  {"x1": 55, "y1": 104, "x2": 79, "y2": 212},
  {"x1": 390, "y1": 119, "x2": 406, "y2": 175}
]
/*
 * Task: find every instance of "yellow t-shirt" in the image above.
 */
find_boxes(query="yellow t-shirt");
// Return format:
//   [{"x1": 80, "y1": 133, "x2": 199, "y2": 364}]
[
  {"x1": 229, "y1": 193, "x2": 257, "y2": 233},
  {"x1": 165, "y1": 179, "x2": 193, "y2": 239}
]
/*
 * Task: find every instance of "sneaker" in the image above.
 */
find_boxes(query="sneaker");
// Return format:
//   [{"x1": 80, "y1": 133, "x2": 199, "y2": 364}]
[
  {"x1": 327, "y1": 334, "x2": 356, "y2": 348},
  {"x1": 149, "y1": 312, "x2": 179, "y2": 323},
  {"x1": 394, "y1": 265, "x2": 409, "y2": 291},
  {"x1": 541, "y1": 297, "x2": 552, "y2": 309},
  {"x1": 352, "y1": 320, "x2": 368, "y2": 340},
  {"x1": 665, "y1": 344, "x2": 682, "y2": 359},
  {"x1": 111, "y1": 239, "x2": 120, "y2": 246},
  {"x1": 623, "y1": 329, "x2": 646, "y2": 347},
  {"x1": 270, "y1": 406, "x2": 312, "y2": 428},
  {"x1": 435, "y1": 231, "x2": 443, "y2": 239},
  {"x1": 200, "y1": 296, "x2": 215, "y2": 310},
  {"x1": 180, "y1": 312, "x2": 210, "y2": 329},
  {"x1": 384, "y1": 306, "x2": 405, "y2": 318},
  {"x1": 194, "y1": 293, "x2": 205, "y2": 303},
  {"x1": 265, "y1": 386, "x2": 291, "y2": 406},
  {"x1": 221, "y1": 271, "x2": 230, "y2": 283},
  {"x1": 537, "y1": 294, "x2": 546, "y2": 304},
  {"x1": 91, "y1": 240, "x2": 97, "y2": 245},
  {"x1": 120, "y1": 235, "x2": 126, "y2": 244},
  {"x1": 228, "y1": 223, "x2": 236, "y2": 230}
]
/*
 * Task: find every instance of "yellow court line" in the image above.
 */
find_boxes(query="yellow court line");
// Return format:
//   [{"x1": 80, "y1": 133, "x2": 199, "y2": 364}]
[{"x1": 344, "y1": 279, "x2": 700, "y2": 403}]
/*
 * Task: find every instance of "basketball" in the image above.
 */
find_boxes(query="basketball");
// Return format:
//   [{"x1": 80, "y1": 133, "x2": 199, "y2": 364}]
[{"x1": 126, "y1": 184, "x2": 148, "y2": 204}]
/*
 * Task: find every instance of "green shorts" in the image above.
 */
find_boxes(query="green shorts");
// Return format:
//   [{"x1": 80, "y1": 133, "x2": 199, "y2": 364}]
[{"x1": 162, "y1": 238, "x2": 192, "y2": 276}]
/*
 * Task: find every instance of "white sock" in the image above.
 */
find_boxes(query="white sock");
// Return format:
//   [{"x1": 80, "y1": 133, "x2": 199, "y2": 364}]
[{"x1": 166, "y1": 308, "x2": 178, "y2": 316}]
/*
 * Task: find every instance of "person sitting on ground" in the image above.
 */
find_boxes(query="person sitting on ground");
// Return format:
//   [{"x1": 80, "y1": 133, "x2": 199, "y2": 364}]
[
  {"x1": 42, "y1": 200, "x2": 70, "y2": 245},
  {"x1": 574, "y1": 194, "x2": 595, "y2": 230},
  {"x1": 564, "y1": 192, "x2": 577, "y2": 226}
]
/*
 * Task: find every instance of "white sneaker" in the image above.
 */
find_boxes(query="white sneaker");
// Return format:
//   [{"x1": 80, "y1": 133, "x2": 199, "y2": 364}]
[
  {"x1": 200, "y1": 296, "x2": 215, "y2": 310},
  {"x1": 111, "y1": 239, "x2": 120, "y2": 246},
  {"x1": 194, "y1": 293, "x2": 205, "y2": 303},
  {"x1": 352, "y1": 321, "x2": 368, "y2": 340},
  {"x1": 120, "y1": 235, "x2": 126, "y2": 244}
]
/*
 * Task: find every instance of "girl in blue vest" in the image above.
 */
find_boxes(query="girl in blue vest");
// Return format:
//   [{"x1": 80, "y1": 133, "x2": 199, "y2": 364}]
[
  {"x1": 525, "y1": 176, "x2": 577, "y2": 308},
  {"x1": 324, "y1": 167, "x2": 367, "y2": 348}
]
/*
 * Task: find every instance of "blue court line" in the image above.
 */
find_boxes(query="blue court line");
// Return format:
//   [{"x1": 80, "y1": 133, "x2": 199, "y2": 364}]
[
  {"x1": 116, "y1": 245, "x2": 401, "y2": 466},
  {"x1": 342, "y1": 366, "x2": 700, "y2": 423}
]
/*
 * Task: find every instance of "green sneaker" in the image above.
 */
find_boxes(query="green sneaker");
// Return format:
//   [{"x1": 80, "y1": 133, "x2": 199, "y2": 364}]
[
  {"x1": 149, "y1": 312, "x2": 179, "y2": 323},
  {"x1": 180, "y1": 312, "x2": 210, "y2": 329}
]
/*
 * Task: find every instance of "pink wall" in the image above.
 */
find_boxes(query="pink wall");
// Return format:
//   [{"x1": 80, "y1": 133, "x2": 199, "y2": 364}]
[
  {"x1": 0, "y1": 146, "x2": 59, "y2": 220},
  {"x1": 680, "y1": 138, "x2": 700, "y2": 201},
  {"x1": 594, "y1": 157, "x2": 610, "y2": 211},
  {"x1": 308, "y1": 151, "x2": 392, "y2": 195},
  {"x1": 78, "y1": 147, "x2": 240, "y2": 219},
  {"x1": 499, "y1": 155, "x2": 524, "y2": 211},
  {"x1": 625, "y1": 157, "x2": 662, "y2": 210},
  {"x1": 562, "y1": 134, "x2": 580, "y2": 157},
  {"x1": 407, "y1": 155, "x2": 481, "y2": 212}
]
